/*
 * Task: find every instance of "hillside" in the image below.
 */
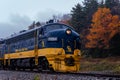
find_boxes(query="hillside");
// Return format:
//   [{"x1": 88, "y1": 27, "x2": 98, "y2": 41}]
[{"x1": 80, "y1": 57, "x2": 120, "y2": 74}]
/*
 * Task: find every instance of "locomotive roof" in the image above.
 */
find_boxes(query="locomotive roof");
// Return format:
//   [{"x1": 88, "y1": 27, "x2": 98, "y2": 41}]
[
  {"x1": 5, "y1": 26, "x2": 40, "y2": 40},
  {"x1": 4, "y1": 23, "x2": 73, "y2": 41}
]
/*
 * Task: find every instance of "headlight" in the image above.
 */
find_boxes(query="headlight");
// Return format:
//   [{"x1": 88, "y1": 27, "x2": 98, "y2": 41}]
[
  {"x1": 66, "y1": 29, "x2": 72, "y2": 35},
  {"x1": 78, "y1": 52, "x2": 81, "y2": 56},
  {"x1": 48, "y1": 37, "x2": 58, "y2": 41}
]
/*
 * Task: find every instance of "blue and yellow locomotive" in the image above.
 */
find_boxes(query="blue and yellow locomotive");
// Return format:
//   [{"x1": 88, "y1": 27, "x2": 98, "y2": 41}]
[{"x1": 0, "y1": 23, "x2": 81, "y2": 72}]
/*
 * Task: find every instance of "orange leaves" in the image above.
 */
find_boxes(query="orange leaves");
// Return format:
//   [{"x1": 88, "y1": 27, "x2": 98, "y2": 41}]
[
  {"x1": 86, "y1": 7, "x2": 120, "y2": 48},
  {"x1": 91, "y1": 8, "x2": 112, "y2": 28},
  {"x1": 108, "y1": 15, "x2": 119, "y2": 29}
]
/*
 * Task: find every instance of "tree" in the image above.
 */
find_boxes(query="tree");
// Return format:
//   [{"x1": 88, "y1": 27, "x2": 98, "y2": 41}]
[
  {"x1": 70, "y1": 0, "x2": 98, "y2": 33},
  {"x1": 80, "y1": 0, "x2": 99, "y2": 49},
  {"x1": 105, "y1": 0, "x2": 119, "y2": 9},
  {"x1": 58, "y1": 14, "x2": 71, "y2": 26},
  {"x1": 83, "y1": 0, "x2": 98, "y2": 27},
  {"x1": 105, "y1": 0, "x2": 120, "y2": 15},
  {"x1": 85, "y1": 8, "x2": 120, "y2": 57},
  {"x1": 86, "y1": 8, "x2": 120, "y2": 49},
  {"x1": 70, "y1": 3, "x2": 85, "y2": 33},
  {"x1": 98, "y1": 0, "x2": 105, "y2": 8},
  {"x1": 59, "y1": 20, "x2": 70, "y2": 26},
  {"x1": 70, "y1": 1, "x2": 98, "y2": 50}
]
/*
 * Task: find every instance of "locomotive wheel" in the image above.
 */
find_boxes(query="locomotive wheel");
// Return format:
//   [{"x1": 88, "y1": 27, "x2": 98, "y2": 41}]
[{"x1": 38, "y1": 57, "x2": 49, "y2": 71}]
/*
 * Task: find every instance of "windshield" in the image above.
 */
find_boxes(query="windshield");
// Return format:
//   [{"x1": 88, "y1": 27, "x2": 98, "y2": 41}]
[{"x1": 44, "y1": 24, "x2": 73, "y2": 33}]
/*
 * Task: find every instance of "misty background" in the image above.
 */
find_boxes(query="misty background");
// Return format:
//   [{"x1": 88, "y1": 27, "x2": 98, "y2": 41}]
[{"x1": 0, "y1": 0, "x2": 82, "y2": 38}]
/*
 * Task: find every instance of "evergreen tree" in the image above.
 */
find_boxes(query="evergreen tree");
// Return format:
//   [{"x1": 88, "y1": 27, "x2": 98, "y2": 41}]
[
  {"x1": 98, "y1": 0, "x2": 105, "y2": 8},
  {"x1": 70, "y1": 0, "x2": 98, "y2": 33},
  {"x1": 105, "y1": 0, "x2": 120, "y2": 15},
  {"x1": 105, "y1": 0, "x2": 118, "y2": 9},
  {"x1": 83, "y1": 0, "x2": 98, "y2": 27},
  {"x1": 70, "y1": 3, "x2": 85, "y2": 33}
]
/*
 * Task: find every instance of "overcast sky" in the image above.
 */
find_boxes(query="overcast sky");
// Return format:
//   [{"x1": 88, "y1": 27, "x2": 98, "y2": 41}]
[{"x1": 0, "y1": 0, "x2": 83, "y2": 38}]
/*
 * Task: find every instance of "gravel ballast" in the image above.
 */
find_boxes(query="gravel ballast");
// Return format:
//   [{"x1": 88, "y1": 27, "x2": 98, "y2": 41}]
[{"x1": 0, "y1": 70, "x2": 119, "y2": 80}]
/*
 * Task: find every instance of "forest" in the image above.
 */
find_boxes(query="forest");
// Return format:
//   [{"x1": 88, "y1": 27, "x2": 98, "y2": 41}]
[{"x1": 69, "y1": 0, "x2": 120, "y2": 58}]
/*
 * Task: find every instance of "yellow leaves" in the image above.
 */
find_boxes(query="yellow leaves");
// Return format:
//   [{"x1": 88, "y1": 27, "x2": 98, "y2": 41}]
[{"x1": 86, "y1": 7, "x2": 120, "y2": 48}]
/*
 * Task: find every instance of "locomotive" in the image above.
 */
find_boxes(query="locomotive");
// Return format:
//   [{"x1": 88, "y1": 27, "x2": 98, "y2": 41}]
[{"x1": 0, "y1": 23, "x2": 81, "y2": 72}]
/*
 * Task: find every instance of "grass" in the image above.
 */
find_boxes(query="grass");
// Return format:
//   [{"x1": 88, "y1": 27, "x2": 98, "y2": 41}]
[
  {"x1": 80, "y1": 57, "x2": 120, "y2": 74},
  {"x1": 34, "y1": 75, "x2": 40, "y2": 80}
]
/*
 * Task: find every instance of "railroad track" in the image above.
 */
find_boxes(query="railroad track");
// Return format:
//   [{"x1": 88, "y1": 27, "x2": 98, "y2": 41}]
[
  {"x1": 4, "y1": 70, "x2": 120, "y2": 78},
  {"x1": 50, "y1": 72, "x2": 120, "y2": 79},
  {"x1": 1, "y1": 69, "x2": 120, "y2": 80}
]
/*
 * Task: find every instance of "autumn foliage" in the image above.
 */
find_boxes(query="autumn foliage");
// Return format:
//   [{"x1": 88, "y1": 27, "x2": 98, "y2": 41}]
[{"x1": 86, "y1": 8, "x2": 120, "y2": 48}]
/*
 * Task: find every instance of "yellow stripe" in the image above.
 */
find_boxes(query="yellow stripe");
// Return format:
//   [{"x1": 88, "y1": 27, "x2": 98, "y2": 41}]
[
  {"x1": 4, "y1": 50, "x2": 35, "y2": 59},
  {"x1": 4, "y1": 48, "x2": 80, "y2": 60},
  {"x1": 0, "y1": 58, "x2": 4, "y2": 60},
  {"x1": 4, "y1": 48, "x2": 65, "y2": 59}
]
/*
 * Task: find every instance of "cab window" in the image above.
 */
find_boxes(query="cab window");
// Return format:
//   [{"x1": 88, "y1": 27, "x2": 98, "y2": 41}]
[{"x1": 44, "y1": 24, "x2": 61, "y2": 33}]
